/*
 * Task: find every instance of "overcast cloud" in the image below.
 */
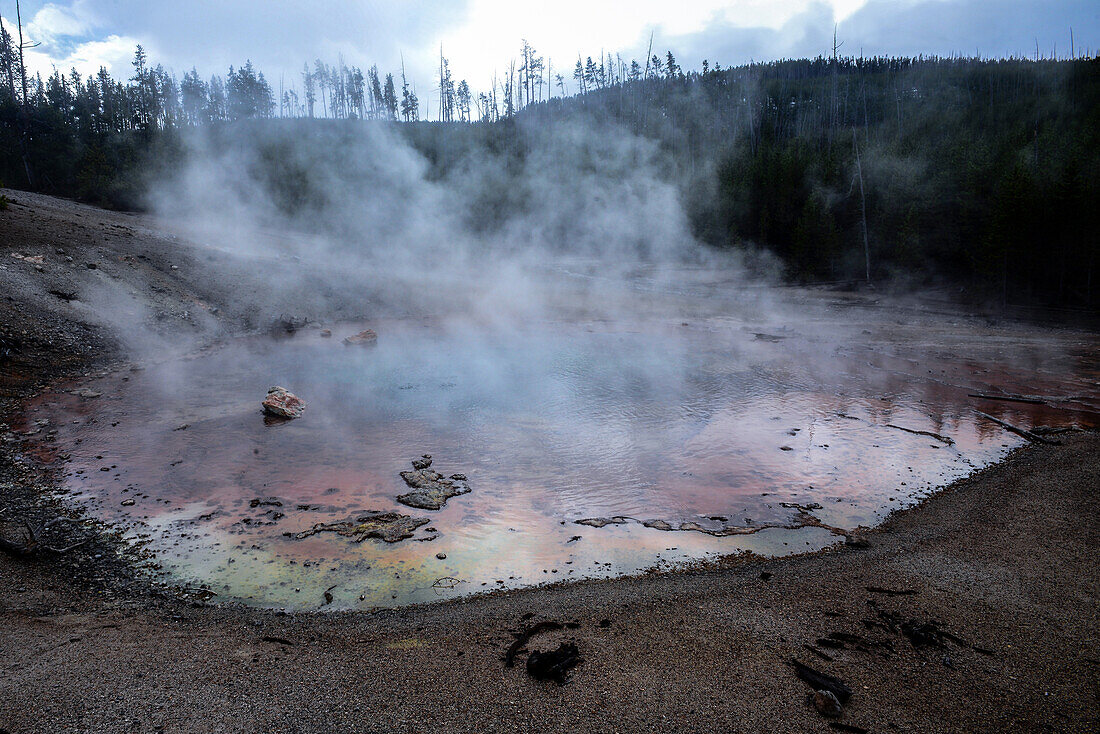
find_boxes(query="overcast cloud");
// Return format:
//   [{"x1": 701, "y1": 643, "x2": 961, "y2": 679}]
[{"x1": 2, "y1": 0, "x2": 1096, "y2": 115}]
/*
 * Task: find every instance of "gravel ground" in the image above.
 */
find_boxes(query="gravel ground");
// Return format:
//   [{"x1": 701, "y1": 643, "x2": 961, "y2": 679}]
[{"x1": 0, "y1": 190, "x2": 1097, "y2": 733}]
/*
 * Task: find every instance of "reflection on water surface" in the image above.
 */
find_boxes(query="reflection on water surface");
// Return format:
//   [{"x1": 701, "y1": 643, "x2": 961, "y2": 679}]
[{"x1": 19, "y1": 281, "x2": 1100, "y2": 609}]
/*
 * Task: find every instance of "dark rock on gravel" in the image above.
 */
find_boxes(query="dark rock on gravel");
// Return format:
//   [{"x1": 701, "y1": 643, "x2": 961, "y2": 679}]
[
  {"x1": 813, "y1": 689, "x2": 844, "y2": 717},
  {"x1": 526, "y1": 642, "x2": 581, "y2": 683},
  {"x1": 271, "y1": 315, "x2": 309, "y2": 334}
]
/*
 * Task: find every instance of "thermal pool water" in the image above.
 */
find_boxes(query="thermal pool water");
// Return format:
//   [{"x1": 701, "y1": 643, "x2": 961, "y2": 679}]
[{"x1": 18, "y1": 280, "x2": 1100, "y2": 609}]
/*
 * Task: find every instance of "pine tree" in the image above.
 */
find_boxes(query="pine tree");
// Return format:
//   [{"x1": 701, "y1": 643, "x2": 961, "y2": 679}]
[
  {"x1": 368, "y1": 65, "x2": 383, "y2": 119},
  {"x1": 0, "y1": 25, "x2": 16, "y2": 104},
  {"x1": 665, "y1": 51, "x2": 680, "y2": 78},
  {"x1": 383, "y1": 73, "x2": 398, "y2": 120},
  {"x1": 131, "y1": 45, "x2": 151, "y2": 128},
  {"x1": 584, "y1": 57, "x2": 598, "y2": 90},
  {"x1": 180, "y1": 68, "x2": 207, "y2": 125},
  {"x1": 399, "y1": 61, "x2": 418, "y2": 121},
  {"x1": 302, "y1": 63, "x2": 315, "y2": 117},
  {"x1": 456, "y1": 80, "x2": 471, "y2": 122}
]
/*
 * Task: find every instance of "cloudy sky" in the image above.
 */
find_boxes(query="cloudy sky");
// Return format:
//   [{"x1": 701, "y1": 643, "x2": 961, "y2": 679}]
[{"x1": 3, "y1": 0, "x2": 1097, "y2": 112}]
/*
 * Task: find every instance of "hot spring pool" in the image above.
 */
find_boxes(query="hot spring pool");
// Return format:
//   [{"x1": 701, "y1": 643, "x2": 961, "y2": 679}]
[{"x1": 18, "y1": 294, "x2": 1100, "y2": 608}]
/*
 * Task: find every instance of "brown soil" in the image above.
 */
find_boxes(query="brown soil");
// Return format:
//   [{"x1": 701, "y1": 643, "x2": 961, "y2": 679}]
[{"x1": 1, "y1": 191, "x2": 1098, "y2": 733}]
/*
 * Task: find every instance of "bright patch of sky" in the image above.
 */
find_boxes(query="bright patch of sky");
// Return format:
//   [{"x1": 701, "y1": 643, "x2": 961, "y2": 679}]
[{"x1": 1, "y1": 0, "x2": 1096, "y2": 114}]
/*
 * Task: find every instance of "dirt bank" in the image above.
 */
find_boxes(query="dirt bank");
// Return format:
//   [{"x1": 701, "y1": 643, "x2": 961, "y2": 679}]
[{"x1": 1, "y1": 191, "x2": 1097, "y2": 733}]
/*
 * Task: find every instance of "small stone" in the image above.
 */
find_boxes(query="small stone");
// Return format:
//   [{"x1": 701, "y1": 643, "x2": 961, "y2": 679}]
[
  {"x1": 436, "y1": 552, "x2": 447, "y2": 560},
  {"x1": 343, "y1": 329, "x2": 378, "y2": 346},
  {"x1": 319, "y1": 329, "x2": 332, "y2": 337},
  {"x1": 845, "y1": 534, "x2": 871, "y2": 548},
  {"x1": 121, "y1": 498, "x2": 135, "y2": 506},
  {"x1": 262, "y1": 386, "x2": 306, "y2": 419}
]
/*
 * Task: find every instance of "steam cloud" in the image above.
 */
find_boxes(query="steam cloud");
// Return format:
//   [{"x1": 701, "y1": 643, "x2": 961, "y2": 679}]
[{"x1": 147, "y1": 115, "x2": 772, "y2": 333}]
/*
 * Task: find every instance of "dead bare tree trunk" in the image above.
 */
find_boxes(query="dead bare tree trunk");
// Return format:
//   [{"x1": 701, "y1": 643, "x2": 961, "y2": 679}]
[
  {"x1": 853, "y1": 130, "x2": 870, "y2": 282},
  {"x1": 14, "y1": 0, "x2": 35, "y2": 188},
  {"x1": 0, "y1": 519, "x2": 89, "y2": 558},
  {"x1": 641, "y1": 32, "x2": 653, "y2": 132}
]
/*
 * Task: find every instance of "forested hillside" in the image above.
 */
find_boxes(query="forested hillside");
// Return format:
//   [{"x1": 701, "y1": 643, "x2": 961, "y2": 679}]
[{"x1": 1, "y1": 29, "x2": 1097, "y2": 308}]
